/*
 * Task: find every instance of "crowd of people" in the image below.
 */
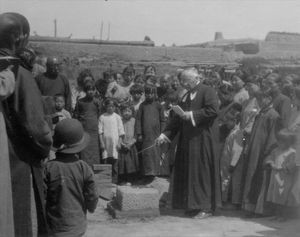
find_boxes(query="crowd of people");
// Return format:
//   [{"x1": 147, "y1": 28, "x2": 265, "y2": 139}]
[{"x1": 1, "y1": 12, "x2": 300, "y2": 237}]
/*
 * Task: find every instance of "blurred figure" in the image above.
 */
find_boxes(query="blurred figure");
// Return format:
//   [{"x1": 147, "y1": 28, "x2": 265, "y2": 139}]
[
  {"x1": 262, "y1": 73, "x2": 291, "y2": 128},
  {"x1": 0, "y1": 12, "x2": 52, "y2": 236}
]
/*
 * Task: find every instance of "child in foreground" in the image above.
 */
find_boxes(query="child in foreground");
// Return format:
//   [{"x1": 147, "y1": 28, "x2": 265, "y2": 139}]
[{"x1": 45, "y1": 118, "x2": 98, "y2": 237}]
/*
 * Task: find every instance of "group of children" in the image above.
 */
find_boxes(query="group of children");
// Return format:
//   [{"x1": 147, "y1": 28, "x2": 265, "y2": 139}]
[{"x1": 51, "y1": 65, "x2": 182, "y2": 186}]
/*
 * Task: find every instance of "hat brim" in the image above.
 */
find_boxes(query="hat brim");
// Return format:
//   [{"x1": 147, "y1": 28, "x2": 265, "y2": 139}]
[{"x1": 52, "y1": 132, "x2": 90, "y2": 154}]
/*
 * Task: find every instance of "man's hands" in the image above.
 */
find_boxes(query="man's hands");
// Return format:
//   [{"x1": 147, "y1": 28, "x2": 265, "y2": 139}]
[{"x1": 155, "y1": 133, "x2": 170, "y2": 145}]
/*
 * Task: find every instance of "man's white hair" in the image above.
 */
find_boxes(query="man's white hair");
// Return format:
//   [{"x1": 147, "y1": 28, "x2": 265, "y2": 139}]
[{"x1": 180, "y1": 67, "x2": 201, "y2": 81}]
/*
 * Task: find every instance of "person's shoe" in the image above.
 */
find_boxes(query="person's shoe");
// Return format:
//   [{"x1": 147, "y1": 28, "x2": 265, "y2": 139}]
[
  {"x1": 193, "y1": 211, "x2": 213, "y2": 219},
  {"x1": 184, "y1": 209, "x2": 200, "y2": 217}
]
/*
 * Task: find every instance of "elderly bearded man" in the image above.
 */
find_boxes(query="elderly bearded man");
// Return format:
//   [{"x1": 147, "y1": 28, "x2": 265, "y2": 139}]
[{"x1": 157, "y1": 68, "x2": 221, "y2": 219}]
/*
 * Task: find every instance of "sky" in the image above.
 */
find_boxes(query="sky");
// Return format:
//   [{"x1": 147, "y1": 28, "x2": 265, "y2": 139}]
[{"x1": 1, "y1": 0, "x2": 300, "y2": 46}]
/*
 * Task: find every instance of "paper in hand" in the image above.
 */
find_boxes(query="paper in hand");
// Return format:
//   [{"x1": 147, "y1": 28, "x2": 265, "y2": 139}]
[{"x1": 171, "y1": 105, "x2": 185, "y2": 117}]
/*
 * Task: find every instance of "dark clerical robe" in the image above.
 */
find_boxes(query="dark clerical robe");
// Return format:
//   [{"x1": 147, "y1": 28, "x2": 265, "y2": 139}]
[
  {"x1": 242, "y1": 104, "x2": 279, "y2": 214},
  {"x1": 163, "y1": 83, "x2": 221, "y2": 211}
]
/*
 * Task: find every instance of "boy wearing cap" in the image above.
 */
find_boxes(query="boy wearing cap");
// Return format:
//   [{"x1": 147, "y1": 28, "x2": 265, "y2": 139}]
[{"x1": 45, "y1": 118, "x2": 98, "y2": 237}]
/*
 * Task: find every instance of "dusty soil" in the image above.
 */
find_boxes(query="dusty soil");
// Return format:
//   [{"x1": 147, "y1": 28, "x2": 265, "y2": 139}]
[{"x1": 86, "y1": 195, "x2": 300, "y2": 237}]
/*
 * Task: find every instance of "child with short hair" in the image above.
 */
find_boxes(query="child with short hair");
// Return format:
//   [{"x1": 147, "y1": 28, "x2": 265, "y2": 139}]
[
  {"x1": 45, "y1": 118, "x2": 98, "y2": 237},
  {"x1": 118, "y1": 103, "x2": 139, "y2": 184},
  {"x1": 129, "y1": 84, "x2": 144, "y2": 113},
  {"x1": 52, "y1": 94, "x2": 71, "y2": 127},
  {"x1": 99, "y1": 99, "x2": 125, "y2": 183},
  {"x1": 135, "y1": 85, "x2": 166, "y2": 184},
  {"x1": 266, "y1": 129, "x2": 297, "y2": 221}
]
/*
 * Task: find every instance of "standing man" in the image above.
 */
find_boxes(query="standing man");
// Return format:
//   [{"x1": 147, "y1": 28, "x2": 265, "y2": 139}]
[
  {"x1": 0, "y1": 12, "x2": 52, "y2": 237},
  {"x1": 35, "y1": 56, "x2": 72, "y2": 112},
  {"x1": 157, "y1": 68, "x2": 221, "y2": 219}
]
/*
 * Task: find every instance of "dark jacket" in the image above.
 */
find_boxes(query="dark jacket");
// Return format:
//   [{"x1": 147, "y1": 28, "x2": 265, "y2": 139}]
[
  {"x1": 45, "y1": 154, "x2": 98, "y2": 237},
  {"x1": 1, "y1": 48, "x2": 52, "y2": 237}
]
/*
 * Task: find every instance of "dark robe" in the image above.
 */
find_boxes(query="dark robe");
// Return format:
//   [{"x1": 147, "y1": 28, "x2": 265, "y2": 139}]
[
  {"x1": 74, "y1": 97, "x2": 102, "y2": 167},
  {"x1": 1, "y1": 49, "x2": 52, "y2": 237},
  {"x1": 272, "y1": 93, "x2": 291, "y2": 129},
  {"x1": 35, "y1": 73, "x2": 72, "y2": 112},
  {"x1": 242, "y1": 104, "x2": 279, "y2": 214},
  {"x1": 163, "y1": 83, "x2": 221, "y2": 211},
  {"x1": 135, "y1": 100, "x2": 166, "y2": 176}
]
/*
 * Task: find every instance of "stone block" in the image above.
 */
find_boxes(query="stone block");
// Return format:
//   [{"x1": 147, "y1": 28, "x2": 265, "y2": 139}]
[{"x1": 116, "y1": 186, "x2": 159, "y2": 211}]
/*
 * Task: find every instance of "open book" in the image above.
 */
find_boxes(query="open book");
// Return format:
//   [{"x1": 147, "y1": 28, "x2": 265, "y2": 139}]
[{"x1": 171, "y1": 105, "x2": 185, "y2": 117}]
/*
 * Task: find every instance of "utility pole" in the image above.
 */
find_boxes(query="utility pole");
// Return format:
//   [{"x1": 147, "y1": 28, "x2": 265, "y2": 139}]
[
  {"x1": 100, "y1": 20, "x2": 103, "y2": 40},
  {"x1": 54, "y1": 19, "x2": 57, "y2": 38},
  {"x1": 107, "y1": 22, "x2": 110, "y2": 41}
]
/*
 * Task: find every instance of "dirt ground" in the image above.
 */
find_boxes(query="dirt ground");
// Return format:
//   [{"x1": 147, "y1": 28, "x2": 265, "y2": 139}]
[{"x1": 86, "y1": 195, "x2": 300, "y2": 237}]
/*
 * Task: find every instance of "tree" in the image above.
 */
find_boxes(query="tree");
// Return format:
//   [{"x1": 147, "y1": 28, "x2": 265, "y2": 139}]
[{"x1": 144, "y1": 36, "x2": 151, "y2": 41}]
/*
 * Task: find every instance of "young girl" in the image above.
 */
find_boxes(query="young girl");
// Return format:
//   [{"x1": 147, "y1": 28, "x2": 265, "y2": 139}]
[
  {"x1": 135, "y1": 85, "x2": 166, "y2": 184},
  {"x1": 266, "y1": 129, "x2": 297, "y2": 221},
  {"x1": 118, "y1": 103, "x2": 139, "y2": 184},
  {"x1": 74, "y1": 81, "x2": 102, "y2": 167},
  {"x1": 99, "y1": 99, "x2": 125, "y2": 184},
  {"x1": 129, "y1": 84, "x2": 144, "y2": 114}
]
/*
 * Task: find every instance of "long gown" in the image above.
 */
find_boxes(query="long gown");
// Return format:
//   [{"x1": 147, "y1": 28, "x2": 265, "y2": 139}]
[
  {"x1": 74, "y1": 97, "x2": 102, "y2": 167},
  {"x1": 242, "y1": 104, "x2": 279, "y2": 214},
  {"x1": 135, "y1": 100, "x2": 166, "y2": 176}
]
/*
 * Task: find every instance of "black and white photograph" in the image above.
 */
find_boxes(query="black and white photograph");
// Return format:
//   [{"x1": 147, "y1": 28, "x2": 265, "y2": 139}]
[{"x1": 1, "y1": 0, "x2": 300, "y2": 236}]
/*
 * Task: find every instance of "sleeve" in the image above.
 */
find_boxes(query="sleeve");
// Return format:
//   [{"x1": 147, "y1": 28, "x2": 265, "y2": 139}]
[
  {"x1": 279, "y1": 96, "x2": 292, "y2": 129},
  {"x1": 82, "y1": 163, "x2": 99, "y2": 213},
  {"x1": 135, "y1": 105, "x2": 142, "y2": 136},
  {"x1": 98, "y1": 115, "x2": 104, "y2": 134},
  {"x1": 117, "y1": 114, "x2": 125, "y2": 136},
  {"x1": 0, "y1": 68, "x2": 15, "y2": 101},
  {"x1": 282, "y1": 151, "x2": 296, "y2": 172},
  {"x1": 62, "y1": 75, "x2": 72, "y2": 112},
  {"x1": 12, "y1": 68, "x2": 52, "y2": 158},
  {"x1": 263, "y1": 114, "x2": 279, "y2": 159},
  {"x1": 65, "y1": 110, "x2": 72, "y2": 119},
  {"x1": 230, "y1": 129, "x2": 244, "y2": 167},
  {"x1": 192, "y1": 87, "x2": 219, "y2": 127},
  {"x1": 163, "y1": 112, "x2": 182, "y2": 141},
  {"x1": 158, "y1": 102, "x2": 167, "y2": 132},
  {"x1": 73, "y1": 101, "x2": 79, "y2": 119}
]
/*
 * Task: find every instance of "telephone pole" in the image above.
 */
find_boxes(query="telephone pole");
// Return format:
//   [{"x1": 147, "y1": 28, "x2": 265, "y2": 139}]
[
  {"x1": 100, "y1": 20, "x2": 103, "y2": 40},
  {"x1": 107, "y1": 22, "x2": 110, "y2": 41},
  {"x1": 54, "y1": 19, "x2": 57, "y2": 37}
]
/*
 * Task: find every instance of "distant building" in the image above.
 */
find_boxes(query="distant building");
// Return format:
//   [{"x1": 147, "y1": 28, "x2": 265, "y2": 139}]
[{"x1": 265, "y1": 31, "x2": 300, "y2": 43}]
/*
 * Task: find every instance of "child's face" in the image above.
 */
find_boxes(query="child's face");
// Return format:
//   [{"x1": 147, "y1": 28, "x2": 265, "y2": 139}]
[
  {"x1": 122, "y1": 108, "x2": 133, "y2": 120},
  {"x1": 135, "y1": 79, "x2": 145, "y2": 88},
  {"x1": 55, "y1": 97, "x2": 65, "y2": 111},
  {"x1": 145, "y1": 92, "x2": 155, "y2": 101},
  {"x1": 116, "y1": 73, "x2": 123, "y2": 84},
  {"x1": 132, "y1": 92, "x2": 142, "y2": 101},
  {"x1": 123, "y1": 72, "x2": 134, "y2": 83},
  {"x1": 106, "y1": 103, "x2": 115, "y2": 114},
  {"x1": 86, "y1": 89, "x2": 96, "y2": 98}
]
